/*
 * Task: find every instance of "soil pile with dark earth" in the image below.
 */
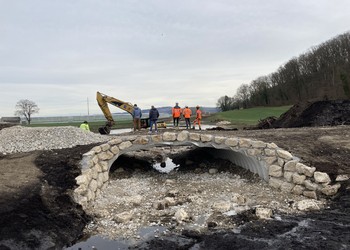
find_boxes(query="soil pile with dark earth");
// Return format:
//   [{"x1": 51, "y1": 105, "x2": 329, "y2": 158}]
[{"x1": 271, "y1": 99, "x2": 350, "y2": 128}]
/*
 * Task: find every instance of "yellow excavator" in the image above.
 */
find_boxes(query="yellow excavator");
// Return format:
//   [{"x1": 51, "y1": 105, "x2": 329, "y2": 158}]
[{"x1": 96, "y1": 91, "x2": 166, "y2": 134}]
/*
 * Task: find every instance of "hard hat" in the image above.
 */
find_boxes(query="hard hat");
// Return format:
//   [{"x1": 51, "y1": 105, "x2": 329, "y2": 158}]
[{"x1": 196, "y1": 105, "x2": 200, "y2": 108}]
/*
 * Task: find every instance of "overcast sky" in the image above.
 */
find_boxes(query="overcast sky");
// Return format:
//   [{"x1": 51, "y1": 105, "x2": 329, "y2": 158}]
[{"x1": 1, "y1": 0, "x2": 349, "y2": 117}]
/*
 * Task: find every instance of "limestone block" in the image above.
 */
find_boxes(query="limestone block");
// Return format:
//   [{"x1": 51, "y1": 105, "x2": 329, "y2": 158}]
[
  {"x1": 108, "y1": 138, "x2": 123, "y2": 145},
  {"x1": 89, "y1": 179, "x2": 98, "y2": 192},
  {"x1": 201, "y1": 134, "x2": 213, "y2": 142},
  {"x1": 163, "y1": 132, "x2": 177, "y2": 141},
  {"x1": 93, "y1": 163, "x2": 101, "y2": 172},
  {"x1": 177, "y1": 131, "x2": 189, "y2": 141},
  {"x1": 264, "y1": 149, "x2": 276, "y2": 156},
  {"x1": 73, "y1": 194, "x2": 87, "y2": 206},
  {"x1": 284, "y1": 171, "x2": 293, "y2": 182},
  {"x1": 95, "y1": 189, "x2": 101, "y2": 199},
  {"x1": 267, "y1": 142, "x2": 278, "y2": 149},
  {"x1": 278, "y1": 158, "x2": 285, "y2": 167},
  {"x1": 251, "y1": 140, "x2": 266, "y2": 148},
  {"x1": 87, "y1": 189, "x2": 95, "y2": 201},
  {"x1": 269, "y1": 165, "x2": 283, "y2": 177},
  {"x1": 284, "y1": 160, "x2": 298, "y2": 172},
  {"x1": 269, "y1": 177, "x2": 284, "y2": 189},
  {"x1": 98, "y1": 151, "x2": 114, "y2": 161},
  {"x1": 239, "y1": 138, "x2": 252, "y2": 148},
  {"x1": 75, "y1": 175, "x2": 88, "y2": 185},
  {"x1": 321, "y1": 183, "x2": 341, "y2": 196},
  {"x1": 110, "y1": 145, "x2": 120, "y2": 155},
  {"x1": 97, "y1": 173, "x2": 104, "y2": 187},
  {"x1": 100, "y1": 161, "x2": 109, "y2": 171},
  {"x1": 214, "y1": 136, "x2": 226, "y2": 144},
  {"x1": 114, "y1": 212, "x2": 133, "y2": 223},
  {"x1": 100, "y1": 143, "x2": 110, "y2": 151},
  {"x1": 151, "y1": 134, "x2": 163, "y2": 142},
  {"x1": 296, "y1": 163, "x2": 316, "y2": 177},
  {"x1": 164, "y1": 197, "x2": 176, "y2": 206},
  {"x1": 303, "y1": 191, "x2": 317, "y2": 199},
  {"x1": 102, "y1": 172, "x2": 109, "y2": 182},
  {"x1": 276, "y1": 149, "x2": 293, "y2": 160},
  {"x1": 256, "y1": 208, "x2": 273, "y2": 219},
  {"x1": 92, "y1": 155, "x2": 99, "y2": 164},
  {"x1": 296, "y1": 199, "x2": 321, "y2": 211},
  {"x1": 264, "y1": 156, "x2": 277, "y2": 165},
  {"x1": 74, "y1": 185, "x2": 87, "y2": 195},
  {"x1": 292, "y1": 185, "x2": 305, "y2": 195},
  {"x1": 336, "y1": 174, "x2": 349, "y2": 182},
  {"x1": 225, "y1": 138, "x2": 239, "y2": 147},
  {"x1": 90, "y1": 146, "x2": 101, "y2": 154},
  {"x1": 212, "y1": 201, "x2": 231, "y2": 212},
  {"x1": 314, "y1": 171, "x2": 331, "y2": 183},
  {"x1": 128, "y1": 195, "x2": 143, "y2": 206},
  {"x1": 119, "y1": 141, "x2": 132, "y2": 150},
  {"x1": 232, "y1": 194, "x2": 246, "y2": 205},
  {"x1": 292, "y1": 173, "x2": 306, "y2": 185},
  {"x1": 248, "y1": 149, "x2": 262, "y2": 156},
  {"x1": 189, "y1": 133, "x2": 201, "y2": 141},
  {"x1": 304, "y1": 180, "x2": 319, "y2": 191},
  {"x1": 134, "y1": 136, "x2": 149, "y2": 145},
  {"x1": 280, "y1": 182, "x2": 295, "y2": 193},
  {"x1": 175, "y1": 208, "x2": 189, "y2": 223},
  {"x1": 83, "y1": 151, "x2": 95, "y2": 157},
  {"x1": 91, "y1": 168, "x2": 98, "y2": 180}
]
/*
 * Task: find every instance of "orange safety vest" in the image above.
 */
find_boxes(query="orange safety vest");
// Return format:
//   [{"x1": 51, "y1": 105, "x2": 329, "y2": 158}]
[
  {"x1": 182, "y1": 108, "x2": 192, "y2": 118},
  {"x1": 172, "y1": 107, "x2": 182, "y2": 118},
  {"x1": 196, "y1": 109, "x2": 202, "y2": 119}
]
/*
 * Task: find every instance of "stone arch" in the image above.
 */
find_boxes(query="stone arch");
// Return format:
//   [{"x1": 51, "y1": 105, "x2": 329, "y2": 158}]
[{"x1": 73, "y1": 131, "x2": 341, "y2": 208}]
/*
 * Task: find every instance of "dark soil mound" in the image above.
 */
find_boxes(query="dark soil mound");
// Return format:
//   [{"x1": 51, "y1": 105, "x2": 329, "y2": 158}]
[{"x1": 272, "y1": 100, "x2": 350, "y2": 128}]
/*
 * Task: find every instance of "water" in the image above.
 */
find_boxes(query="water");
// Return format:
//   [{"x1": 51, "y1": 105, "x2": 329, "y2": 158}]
[{"x1": 152, "y1": 157, "x2": 179, "y2": 173}]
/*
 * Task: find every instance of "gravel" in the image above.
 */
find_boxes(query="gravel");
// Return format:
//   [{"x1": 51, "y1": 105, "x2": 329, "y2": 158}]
[{"x1": 0, "y1": 126, "x2": 111, "y2": 154}]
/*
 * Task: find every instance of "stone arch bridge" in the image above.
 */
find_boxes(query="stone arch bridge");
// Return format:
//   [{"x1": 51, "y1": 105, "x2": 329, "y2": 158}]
[{"x1": 73, "y1": 131, "x2": 341, "y2": 208}]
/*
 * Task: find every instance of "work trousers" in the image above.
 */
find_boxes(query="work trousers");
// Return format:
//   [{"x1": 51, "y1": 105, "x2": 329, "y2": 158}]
[{"x1": 133, "y1": 118, "x2": 141, "y2": 131}]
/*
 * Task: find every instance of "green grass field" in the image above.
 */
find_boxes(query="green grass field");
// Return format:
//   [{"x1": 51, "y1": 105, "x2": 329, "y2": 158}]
[
  {"x1": 205, "y1": 105, "x2": 292, "y2": 127},
  {"x1": 27, "y1": 106, "x2": 292, "y2": 132}
]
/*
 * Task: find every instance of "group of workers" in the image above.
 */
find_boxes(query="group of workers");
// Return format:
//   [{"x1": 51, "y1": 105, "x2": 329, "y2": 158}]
[
  {"x1": 172, "y1": 102, "x2": 202, "y2": 130},
  {"x1": 80, "y1": 102, "x2": 202, "y2": 133}
]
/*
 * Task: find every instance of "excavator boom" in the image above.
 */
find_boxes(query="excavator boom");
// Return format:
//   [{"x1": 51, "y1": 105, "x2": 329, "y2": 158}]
[{"x1": 96, "y1": 91, "x2": 166, "y2": 134}]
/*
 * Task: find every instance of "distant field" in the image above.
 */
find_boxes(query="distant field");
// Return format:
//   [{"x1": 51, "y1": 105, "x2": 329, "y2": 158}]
[{"x1": 205, "y1": 106, "x2": 292, "y2": 128}]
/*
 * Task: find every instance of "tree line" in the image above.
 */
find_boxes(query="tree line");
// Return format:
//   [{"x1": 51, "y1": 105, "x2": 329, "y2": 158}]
[{"x1": 217, "y1": 32, "x2": 350, "y2": 111}]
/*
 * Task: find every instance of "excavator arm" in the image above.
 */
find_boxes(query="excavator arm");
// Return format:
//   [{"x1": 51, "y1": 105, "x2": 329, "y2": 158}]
[
  {"x1": 96, "y1": 91, "x2": 167, "y2": 135},
  {"x1": 96, "y1": 91, "x2": 134, "y2": 134}
]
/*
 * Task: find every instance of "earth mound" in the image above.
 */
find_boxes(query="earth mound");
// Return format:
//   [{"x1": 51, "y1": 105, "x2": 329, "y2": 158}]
[{"x1": 260, "y1": 100, "x2": 350, "y2": 128}]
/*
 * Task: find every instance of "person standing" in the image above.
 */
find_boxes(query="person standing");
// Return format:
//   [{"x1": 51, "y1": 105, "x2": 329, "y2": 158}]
[
  {"x1": 132, "y1": 104, "x2": 142, "y2": 131},
  {"x1": 182, "y1": 106, "x2": 192, "y2": 129},
  {"x1": 149, "y1": 105, "x2": 159, "y2": 134},
  {"x1": 172, "y1": 102, "x2": 182, "y2": 127},
  {"x1": 79, "y1": 121, "x2": 90, "y2": 131},
  {"x1": 192, "y1": 106, "x2": 202, "y2": 130}
]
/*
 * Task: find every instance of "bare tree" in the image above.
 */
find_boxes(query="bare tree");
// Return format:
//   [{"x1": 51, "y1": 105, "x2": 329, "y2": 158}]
[
  {"x1": 14, "y1": 99, "x2": 39, "y2": 124},
  {"x1": 216, "y1": 95, "x2": 235, "y2": 111}
]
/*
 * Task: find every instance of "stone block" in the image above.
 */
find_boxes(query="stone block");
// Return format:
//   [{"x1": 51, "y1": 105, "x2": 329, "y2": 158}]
[
  {"x1": 296, "y1": 163, "x2": 316, "y2": 177},
  {"x1": 304, "y1": 180, "x2": 319, "y2": 191},
  {"x1": 303, "y1": 191, "x2": 317, "y2": 199},
  {"x1": 119, "y1": 141, "x2": 132, "y2": 150},
  {"x1": 321, "y1": 183, "x2": 341, "y2": 196},
  {"x1": 108, "y1": 138, "x2": 123, "y2": 145},
  {"x1": 110, "y1": 145, "x2": 120, "y2": 155},
  {"x1": 280, "y1": 182, "x2": 295, "y2": 193},
  {"x1": 189, "y1": 133, "x2": 201, "y2": 141},
  {"x1": 134, "y1": 136, "x2": 149, "y2": 145},
  {"x1": 292, "y1": 173, "x2": 306, "y2": 185},
  {"x1": 98, "y1": 151, "x2": 114, "y2": 161},
  {"x1": 264, "y1": 156, "x2": 277, "y2": 165},
  {"x1": 239, "y1": 138, "x2": 252, "y2": 148},
  {"x1": 214, "y1": 136, "x2": 226, "y2": 144},
  {"x1": 284, "y1": 171, "x2": 293, "y2": 182},
  {"x1": 163, "y1": 132, "x2": 177, "y2": 141},
  {"x1": 267, "y1": 142, "x2": 278, "y2": 149},
  {"x1": 201, "y1": 134, "x2": 213, "y2": 142},
  {"x1": 89, "y1": 179, "x2": 98, "y2": 192},
  {"x1": 251, "y1": 140, "x2": 267, "y2": 148},
  {"x1": 248, "y1": 148, "x2": 262, "y2": 156},
  {"x1": 212, "y1": 201, "x2": 231, "y2": 212},
  {"x1": 336, "y1": 174, "x2": 349, "y2": 182},
  {"x1": 114, "y1": 212, "x2": 133, "y2": 223},
  {"x1": 256, "y1": 208, "x2": 272, "y2": 219},
  {"x1": 91, "y1": 146, "x2": 102, "y2": 153},
  {"x1": 151, "y1": 134, "x2": 163, "y2": 142},
  {"x1": 314, "y1": 171, "x2": 331, "y2": 183},
  {"x1": 264, "y1": 149, "x2": 276, "y2": 156},
  {"x1": 225, "y1": 138, "x2": 239, "y2": 147},
  {"x1": 100, "y1": 143, "x2": 110, "y2": 151},
  {"x1": 75, "y1": 175, "x2": 88, "y2": 185},
  {"x1": 292, "y1": 185, "x2": 305, "y2": 195},
  {"x1": 284, "y1": 160, "x2": 298, "y2": 172},
  {"x1": 100, "y1": 161, "x2": 109, "y2": 171},
  {"x1": 276, "y1": 149, "x2": 293, "y2": 160},
  {"x1": 269, "y1": 177, "x2": 284, "y2": 189},
  {"x1": 177, "y1": 131, "x2": 189, "y2": 141},
  {"x1": 269, "y1": 165, "x2": 283, "y2": 177}
]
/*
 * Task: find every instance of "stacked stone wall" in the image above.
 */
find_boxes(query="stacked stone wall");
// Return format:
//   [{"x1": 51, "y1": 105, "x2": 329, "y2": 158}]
[{"x1": 73, "y1": 131, "x2": 343, "y2": 207}]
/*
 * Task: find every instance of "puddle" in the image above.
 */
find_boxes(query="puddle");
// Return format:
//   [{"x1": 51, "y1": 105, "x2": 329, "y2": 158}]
[{"x1": 152, "y1": 157, "x2": 179, "y2": 173}]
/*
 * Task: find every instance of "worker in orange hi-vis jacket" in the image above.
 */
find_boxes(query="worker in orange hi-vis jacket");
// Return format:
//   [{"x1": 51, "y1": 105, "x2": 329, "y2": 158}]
[
  {"x1": 192, "y1": 105, "x2": 202, "y2": 130},
  {"x1": 172, "y1": 102, "x2": 182, "y2": 127},
  {"x1": 182, "y1": 106, "x2": 192, "y2": 129}
]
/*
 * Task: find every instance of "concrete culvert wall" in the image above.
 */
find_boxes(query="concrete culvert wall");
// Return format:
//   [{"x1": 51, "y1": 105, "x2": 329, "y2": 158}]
[{"x1": 73, "y1": 131, "x2": 342, "y2": 208}]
